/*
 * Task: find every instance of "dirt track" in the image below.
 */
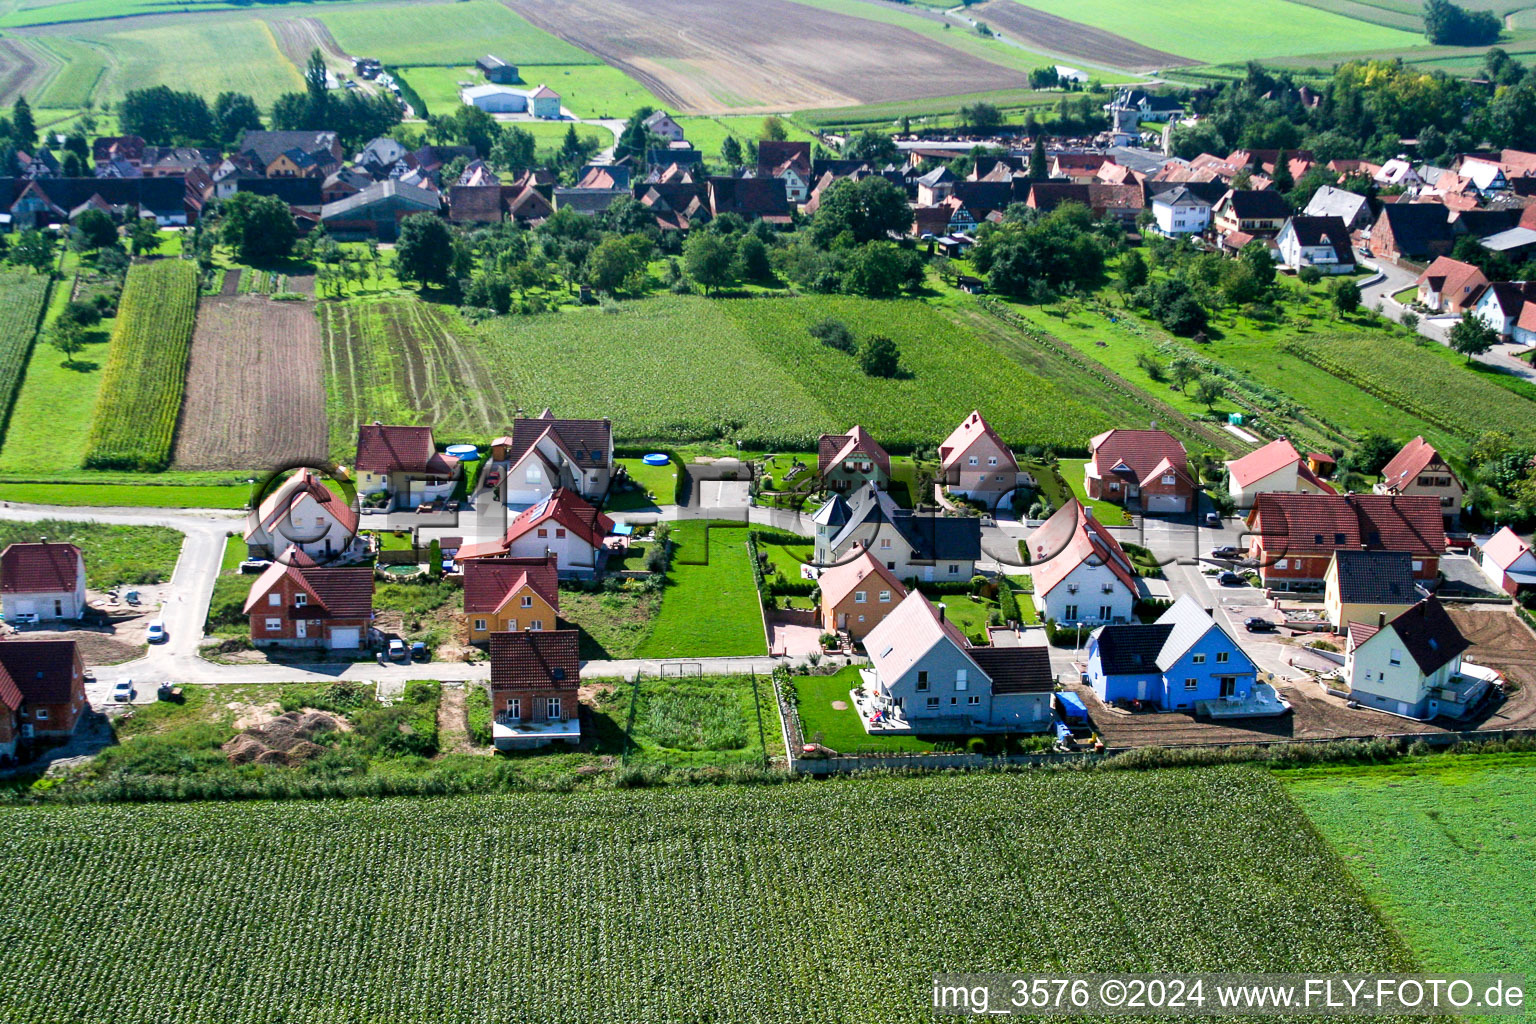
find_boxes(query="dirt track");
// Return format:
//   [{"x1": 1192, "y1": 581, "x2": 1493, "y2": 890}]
[
  {"x1": 502, "y1": 0, "x2": 1027, "y2": 113},
  {"x1": 172, "y1": 295, "x2": 328, "y2": 472},
  {"x1": 967, "y1": 0, "x2": 1196, "y2": 71}
]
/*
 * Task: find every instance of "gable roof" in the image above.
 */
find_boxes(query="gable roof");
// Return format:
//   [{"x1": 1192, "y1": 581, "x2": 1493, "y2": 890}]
[
  {"x1": 355, "y1": 422, "x2": 457, "y2": 476},
  {"x1": 939, "y1": 410, "x2": 1015, "y2": 473},
  {"x1": 1330, "y1": 549, "x2": 1416, "y2": 605},
  {"x1": 247, "y1": 470, "x2": 359, "y2": 541},
  {"x1": 243, "y1": 546, "x2": 374, "y2": 619},
  {"x1": 1378, "y1": 436, "x2": 1453, "y2": 494},
  {"x1": 1093, "y1": 622, "x2": 1174, "y2": 675},
  {"x1": 969, "y1": 645, "x2": 1054, "y2": 693},
  {"x1": 1247, "y1": 493, "x2": 1446, "y2": 558},
  {"x1": 322, "y1": 179, "x2": 440, "y2": 220},
  {"x1": 503, "y1": 489, "x2": 614, "y2": 551},
  {"x1": 489, "y1": 629, "x2": 579, "y2": 688},
  {"x1": 1029, "y1": 500, "x2": 1139, "y2": 599},
  {"x1": 463, "y1": 555, "x2": 559, "y2": 615},
  {"x1": 1415, "y1": 256, "x2": 1487, "y2": 297},
  {"x1": 825, "y1": 483, "x2": 981, "y2": 562},
  {"x1": 708, "y1": 176, "x2": 790, "y2": 220},
  {"x1": 0, "y1": 661, "x2": 21, "y2": 712},
  {"x1": 1216, "y1": 188, "x2": 1292, "y2": 220},
  {"x1": 237, "y1": 129, "x2": 337, "y2": 168},
  {"x1": 817, "y1": 425, "x2": 891, "y2": 479},
  {"x1": 1283, "y1": 215, "x2": 1351, "y2": 255},
  {"x1": 1375, "y1": 202, "x2": 1454, "y2": 252},
  {"x1": 1482, "y1": 526, "x2": 1533, "y2": 571},
  {"x1": 1088, "y1": 429, "x2": 1188, "y2": 485},
  {"x1": 1376, "y1": 598, "x2": 1470, "y2": 675},
  {"x1": 1226, "y1": 437, "x2": 1336, "y2": 491},
  {"x1": 0, "y1": 541, "x2": 82, "y2": 594},
  {"x1": 505, "y1": 411, "x2": 610, "y2": 472},
  {"x1": 865, "y1": 590, "x2": 977, "y2": 680},
  {"x1": 0, "y1": 639, "x2": 79, "y2": 704},
  {"x1": 817, "y1": 545, "x2": 908, "y2": 608},
  {"x1": 1303, "y1": 185, "x2": 1370, "y2": 222}
]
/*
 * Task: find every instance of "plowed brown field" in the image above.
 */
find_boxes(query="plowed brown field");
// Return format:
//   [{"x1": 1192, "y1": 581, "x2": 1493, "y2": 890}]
[
  {"x1": 501, "y1": 0, "x2": 1024, "y2": 113},
  {"x1": 967, "y1": 0, "x2": 1196, "y2": 70},
  {"x1": 172, "y1": 296, "x2": 328, "y2": 472}
]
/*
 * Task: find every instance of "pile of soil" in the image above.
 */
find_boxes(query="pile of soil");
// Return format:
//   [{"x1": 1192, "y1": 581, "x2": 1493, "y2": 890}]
[{"x1": 223, "y1": 710, "x2": 341, "y2": 766}]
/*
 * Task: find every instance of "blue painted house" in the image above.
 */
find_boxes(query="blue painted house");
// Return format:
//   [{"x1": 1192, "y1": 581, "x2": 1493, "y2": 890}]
[{"x1": 1083, "y1": 595, "x2": 1257, "y2": 711}]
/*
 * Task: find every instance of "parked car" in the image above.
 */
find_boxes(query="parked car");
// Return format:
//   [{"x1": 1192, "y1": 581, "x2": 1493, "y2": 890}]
[
  {"x1": 1218, "y1": 571, "x2": 1243, "y2": 586},
  {"x1": 410, "y1": 641, "x2": 428, "y2": 662},
  {"x1": 112, "y1": 680, "x2": 134, "y2": 703},
  {"x1": 1204, "y1": 512, "x2": 1222, "y2": 527},
  {"x1": 145, "y1": 620, "x2": 167, "y2": 644},
  {"x1": 1244, "y1": 616, "x2": 1277, "y2": 633},
  {"x1": 239, "y1": 559, "x2": 271, "y2": 574},
  {"x1": 1211, "y1": 545, "x2": 1241, "y2": 559},
  {"x1": 387, "y1": 638, "x2": 409, "y2": 662}
]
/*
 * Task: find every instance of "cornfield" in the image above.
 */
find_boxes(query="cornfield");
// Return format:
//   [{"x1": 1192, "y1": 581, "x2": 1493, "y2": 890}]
[
  {"x1": 82, "y1": 259, "x2": 199, "y2": 471},
  {"x1": 0, "y1": 767, "x2": 1413, "y2": 1023},
  {"x1": 0, "y1": 271, "x2": 49, "y2": 435}
]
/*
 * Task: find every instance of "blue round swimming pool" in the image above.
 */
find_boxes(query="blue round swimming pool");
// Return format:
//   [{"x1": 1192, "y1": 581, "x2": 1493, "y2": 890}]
[
  {"x1": 642, "y1": 453, "x2": 670, "y2": 466},
  {"x1": 446, "y1": 443, "x2": 480, "y2": 461}
]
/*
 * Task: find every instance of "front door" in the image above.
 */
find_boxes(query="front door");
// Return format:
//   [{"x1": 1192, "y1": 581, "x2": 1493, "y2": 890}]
[
  {"x1": 838, "y1": 612, "x2": 847, "y2": 630},
  {"x1": 1219, "y1": 677, "x2": 1236, "y2": 698},
  {"x1": 296, "y1": 620, "x2": 307, "y2": 639}
]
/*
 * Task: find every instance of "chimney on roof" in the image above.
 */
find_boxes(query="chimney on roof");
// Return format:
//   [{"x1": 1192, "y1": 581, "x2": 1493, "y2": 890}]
[
  {"x1": 1377, "y1": 611, "x2": 1386, "y2": 628},
  {"x1": 938, "y1": 603, "x2": 946, "y2": 623}
]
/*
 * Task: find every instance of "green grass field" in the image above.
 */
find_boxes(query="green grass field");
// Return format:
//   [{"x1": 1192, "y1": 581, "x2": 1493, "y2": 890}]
[
  {"x1": 394, "y1": 64, "x2": 639, "y2": 122},
  {"x1": 0, "y1": 480, "x2": 249, "y2": 508},
  {"x1": 1004, "y1": 0, "x2": 1422, "y2": 63},
  {"x1": 321, "y1": 0, "x2": 595, "y2": 66},
  {"x1": 1284, "y1": 754, "x2": 1536, "y2": 983},
  {"x1": 0, "y1": 767, "x2": 1414, "y2": 1022},
  {"x1": 0, "y1": 0, "x2": 377, "y2": 28},
  {"x1": 637, "y1": 521, "x2": 766, "y2": 659},
  {"x1": 793, "y1": 666, "x2": 940, "y2": 752},
  {"x1": 0, "y1": 518, "x2": 182, "y2": 588},
  {"x1": 673, "y1": 116, "x2": 819, "y2": 162},
  {"x1": 0, "y1": 272, "x2": 50, "y2": 438},
  {"x1": 481, "y1": 294, "x2": 1116, "y2": 451},
  {"x1": 592, "y1": 672, "x2": 780, "y2": 764}
]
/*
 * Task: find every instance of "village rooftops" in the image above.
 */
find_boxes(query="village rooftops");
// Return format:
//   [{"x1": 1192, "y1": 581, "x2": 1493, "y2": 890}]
[{"x1": 354, "y1": 422, "x2": 458, "y2": 477}]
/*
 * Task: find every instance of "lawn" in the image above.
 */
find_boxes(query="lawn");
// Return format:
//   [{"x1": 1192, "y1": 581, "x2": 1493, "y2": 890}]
[
  {"x1": 481, "y1": 294, "x2": 1116, "y2": 451},
  {"x1": 935, "y1": 592, "x2": 996, "y2": 645},
  {"x1": 1054, "y1": 458, "x2": 1132, "y2": 524},
  {"x1": 0, "y1": 271, "x2": 50, "y2": 434},
  {"x1": 609, "y1": 456, "x2": 679, "y2": 511},
  {"x1": 0, "y1": 519, "x2": 182, "y2": 589},
  {"x1": 0, "y1": 480, "x2": 249, "y2": 508},
  {"x1": 673, "y1": 115, "x2": 820, "y2": 162},
  {"x1": 518, "y1": 120, "x2": 614, "y2": 162},
  {"x1": 1005, "y1": 0, "x2": 1420, "y2": 63},
  {"x1": 636, "y1": 521, "x2": 766, "y2": 659},
  {"x1": 393, "y1": 64, "x2": 642, "y2": 123},
  {"x1": 558, "y1": 583, "x2": 658, "y2": 660},
  {"x1": 321, "y1": 0, "x2": 596, "y2": 66},
  {"x1": 1284, "y1": 754, "x2": 1536, "y2": 983},
  {"x1": 793, "y1": 666, "x2": 937, "y2": 752},
  {"x1": 0, "y1": 768, "x2": 1413, "y2": 1021},
  {"x1": 590, "y1": 672, "x2": 779, "y2": 765}
]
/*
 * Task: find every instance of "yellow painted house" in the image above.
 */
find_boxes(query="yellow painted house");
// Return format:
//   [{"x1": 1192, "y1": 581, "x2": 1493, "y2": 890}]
[
  {"x1": 1323, "y1": 550, "x2": 1418, "y2": 631},
  {"x1": 463, "y1": 554, "x2": 559, "y2": 644}
]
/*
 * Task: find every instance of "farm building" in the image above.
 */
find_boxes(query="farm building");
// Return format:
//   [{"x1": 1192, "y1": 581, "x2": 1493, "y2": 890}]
[
  {"x1": 0, "y1": 639, "x2": 88, "y2": 754},
  {"x1": 462, "y1": 85, "x2": 530, "y2": 114},
  {"x1": 0, "y1": 541, "x2": 86, "y2": 622},
  {"x1": 477, "y1": 55, "x2": 520, "y2": 83},
  {"x1": 244, "y1": 546, "x2": 375, "y2": 650},
  {"x1": 489, "y1": 630, "x2": 581, "y2": 749},
  {"x1": 0, "y1": 177, "x2": 196, "y2": 229},
  {"x1": 320, "y1": 180, "x2": 441, "y2": 241}
]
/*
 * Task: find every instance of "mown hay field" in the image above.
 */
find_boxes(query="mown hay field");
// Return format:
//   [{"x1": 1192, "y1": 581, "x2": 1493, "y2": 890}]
[
  {"x1": 320, "y1": 0, "x2": 596, "y2": 66},
  {"x1": 83, "y1": 258, "x2": 198, "y2": 472},
  {"x1": 0, "y1": 768, "x2": 1413, "y2": 1023},
  {"x1": 172, "y1": 295, "x2": 328, "y2": 472},
  {"x1": 319, "y1": 298, "x2": 510, "y2": 460},
  {"x1": 1284, "y1": 755, "x2": 1536, "y2": 984},
  {"x1": 481, "y1": 294, "x2": 1114, "y2": 452}
]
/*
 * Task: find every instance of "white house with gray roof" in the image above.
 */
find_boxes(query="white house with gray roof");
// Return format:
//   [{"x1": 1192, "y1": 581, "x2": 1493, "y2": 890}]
[
  {"x1": 858, "y1": 591, "x2": 1054, "y2": 734},
  {"x1": 1302, "y1": 185, "x2": 1372, "y2": 232},
  {"x1": 812, "y1": 483, "x2": 980, "y2": 583}
]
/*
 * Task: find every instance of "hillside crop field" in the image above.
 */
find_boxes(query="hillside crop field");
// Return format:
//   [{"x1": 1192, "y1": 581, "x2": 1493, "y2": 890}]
[
  {"x1": 502, "y1": 0, "x2": 1029, "y2": 113},
  {"x1": 83, "y1": 259, "x2": 198, "y2": 472},
  {"x1": 965, "y1": 0, "x2": 1195, "y2": 70},
  {"x1": 172, "y1": 295, "x2": 328, "y2": 472},
  {"x1": 0, "y1": 272, "x2": 50, "y2": 437},
  {"x1": 319, "y1": 298, "x2": 509, "y2": 460},
  {"x1": 320, "y1": 0, "x2": 595, "y2": 66},
  {"x1": 0, "y1": 768, "x2": 1415, "y2": 1022},
  {"x1": 1002, "y1": 0, "x2": 1423, "y2": 63},
  {"x1": 1284, "y1": 755, "x2": 1536, "y2": 983},
  {"x1": 481, "y1": 294, "x2": 1114, "y2": 451}
]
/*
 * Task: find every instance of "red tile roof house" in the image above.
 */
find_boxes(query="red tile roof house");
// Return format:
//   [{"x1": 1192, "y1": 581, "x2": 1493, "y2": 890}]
[
  {"x1": 1084, "y1": 429, "x2": 1196, "y2": 514},
  {"x1": 817, "y1": 425, "x2": 891, "y2": 493},
  {"x1": 1478, "y1": 526, "x2": 1536, "y2": 596},
  {"x1": 244, "y1": 469, "x2": 363, "y2": 562},
  {"x1": 0, "y1": 639, "x2": 88, "y2": 756},
  {"x1": 0, "y1": 541, "x2": 87, "y2": 622},
  {"x1": 243, "y1": 546, "x2": 375, "y2": 649},
  {"x1": 455, "y1": 489, "x2": 614, "y2": 574},
  {"x1": 488, "y1": 410, "x2": 613, "y2": 508},
  {"x1": 489, "y1": 629, "x2": 581, "y2": 749},
  {"x1": 1415, "y1": 256, "x2": 1489, "y2": 313},
  {"x1": 353, "y1": 422, "x2": 461, "y2": 512},
  {"x1": 939, "y1": 410, "x2": 1018, "y2": 503},
  {"x1": 1373, "y1": 436, "x2": 1465, "y2": 527},
  {"x1": 1225, "y1": 437, "x2": 1336, "y2": 510},
  {"x1": 462, "y1": 554, "x2": 559, "y2": 644},
  {"x1": 817, "y1": 544, "x2": 908, "y2": 641},
  {"x1": 1244, "y1": 493, "x2": 1446, "y2": 591},
  {"x1": 1029, "y1": 500, "x2": 1140, "y2": 627}
]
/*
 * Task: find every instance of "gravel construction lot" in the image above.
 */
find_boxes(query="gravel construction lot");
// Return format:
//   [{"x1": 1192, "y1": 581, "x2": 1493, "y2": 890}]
[
  {"x1": 503, "y1": 0, "x2": 1026, "y2": 112},
  {"x1": 1073, "y1": 608, "x2": 1536, "y2": 748}
]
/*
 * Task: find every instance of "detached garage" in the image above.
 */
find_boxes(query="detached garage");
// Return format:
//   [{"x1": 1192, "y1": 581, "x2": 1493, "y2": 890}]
[{"x1": 461, "y1": 85, "x2": 528, "y2": 113}]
